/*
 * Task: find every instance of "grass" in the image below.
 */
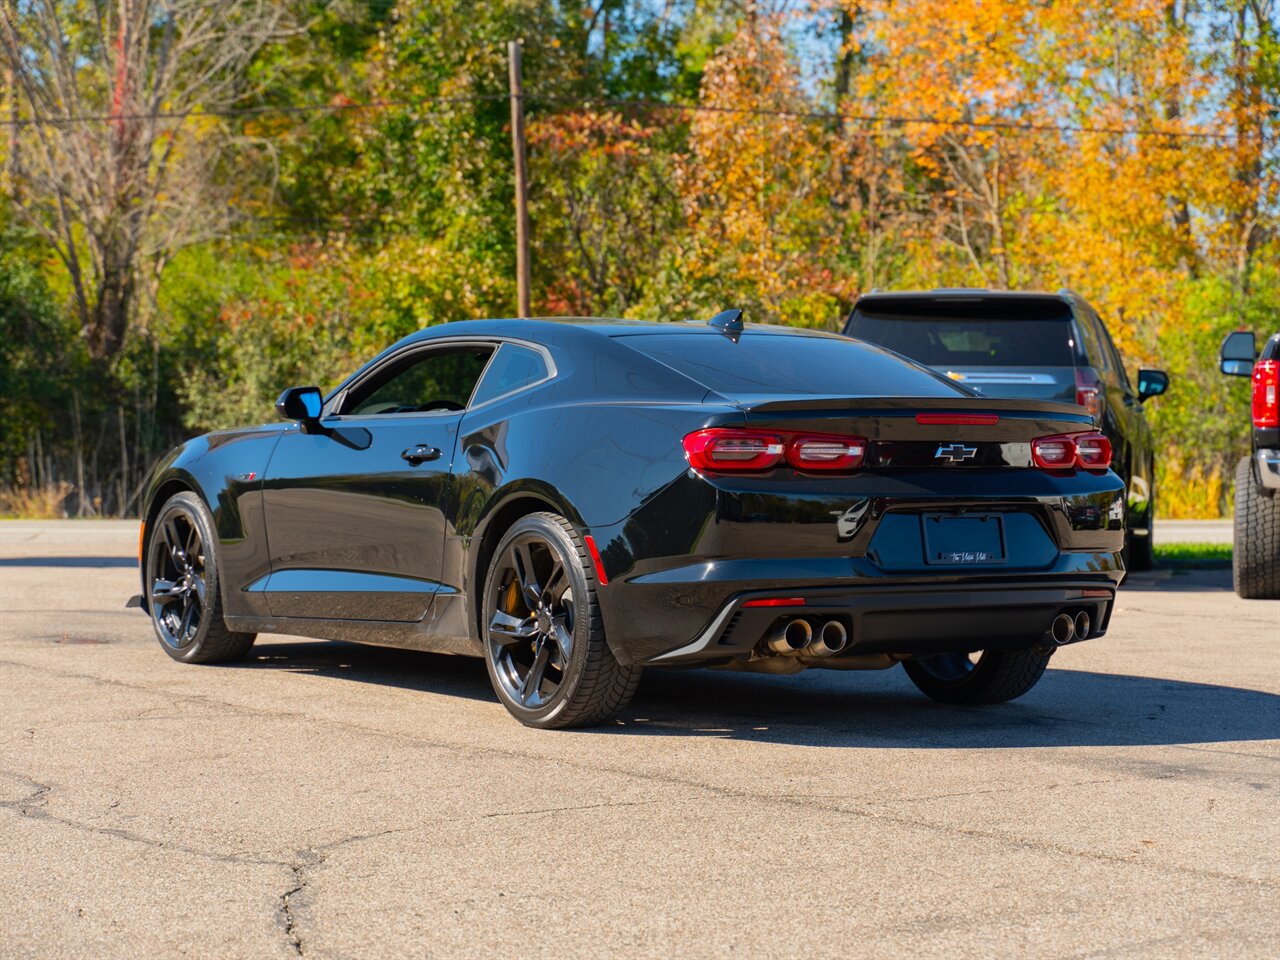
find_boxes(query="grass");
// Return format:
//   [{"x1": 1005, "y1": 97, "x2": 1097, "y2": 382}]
[
  {"x1": 0, "y1": 482, "x2": 72, "y2": 519},
  {"x1": 1154, "y1": 541, "x2": 1233, "y2": 570}
]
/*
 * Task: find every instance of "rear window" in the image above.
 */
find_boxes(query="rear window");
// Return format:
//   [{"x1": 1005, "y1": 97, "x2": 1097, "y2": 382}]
[
  {"x1": 471, "y1": 342, "x2": 549, "y2": 406},
  {"x1": 617, "y1": 332, "x2": 965, "y2": 398},
  {"x1": 846, "y1": 299, "x2": 1075, "y2": 367}
]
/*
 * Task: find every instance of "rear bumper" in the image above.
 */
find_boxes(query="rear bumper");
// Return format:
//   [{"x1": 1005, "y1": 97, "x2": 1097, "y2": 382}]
[
  {"x1": 588, "y1": 464, "x2": 1126, "y2": 665},
  {"x1": 645, "y1": 580, "x2": 1116, "y2": 665},
  {"x1": 1256, "y1": 448, "x2": 1280, "y2": 490}
]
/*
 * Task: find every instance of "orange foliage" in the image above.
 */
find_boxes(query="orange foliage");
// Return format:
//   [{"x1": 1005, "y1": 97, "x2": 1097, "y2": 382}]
[{"x1": 844, "y1": 0, "x2": 1265, "y2": 359}]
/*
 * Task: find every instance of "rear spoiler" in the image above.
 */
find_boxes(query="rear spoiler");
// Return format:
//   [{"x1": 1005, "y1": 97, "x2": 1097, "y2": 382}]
[{"x1": 738, "y1": 395, "x2": 1091, "y2": 418}]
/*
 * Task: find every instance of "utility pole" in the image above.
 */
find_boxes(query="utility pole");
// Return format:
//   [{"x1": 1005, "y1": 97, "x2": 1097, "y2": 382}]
[{"x1": 508, "y1": 39, "x2": 531, "y2": 318}]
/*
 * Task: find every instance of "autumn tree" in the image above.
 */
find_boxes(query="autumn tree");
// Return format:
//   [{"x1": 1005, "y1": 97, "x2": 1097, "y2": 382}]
[
  {"x1": 529, "y1": 110, "x2": 680, "y2": 316},
  {"x1": 0, "y1": 0, "x2": 289, "y2": 362},
  {"x1": 669, "y1": 4, "x2": 851, "y2": 326}
]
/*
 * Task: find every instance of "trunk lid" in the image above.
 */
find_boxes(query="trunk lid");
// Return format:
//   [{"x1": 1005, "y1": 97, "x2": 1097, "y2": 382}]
[{"x1": 737, "y1": 394, "x2": 1094, "y2": 469}]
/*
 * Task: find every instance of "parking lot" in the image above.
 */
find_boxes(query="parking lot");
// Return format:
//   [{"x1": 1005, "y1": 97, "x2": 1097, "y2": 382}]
[{"x1": 1, "y1": 519, "x2": 1277, "y2": 959}]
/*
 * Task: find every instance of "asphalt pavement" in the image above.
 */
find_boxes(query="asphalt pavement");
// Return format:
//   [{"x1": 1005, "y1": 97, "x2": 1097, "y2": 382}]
[{"x1": 1, "y1": 519, "x2": 1276, "y2": 959}]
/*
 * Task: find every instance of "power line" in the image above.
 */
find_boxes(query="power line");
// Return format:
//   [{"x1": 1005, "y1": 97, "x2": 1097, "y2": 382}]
[
  {"x1": 548, "y1": 95, "x2": 1248, "y2": 142},
  {"x1": 0, "y1": 91, "x2": 1249, "y2": 141},
  {"x1": 0, "y1": 94, "x2": 511, "y2": 128}
]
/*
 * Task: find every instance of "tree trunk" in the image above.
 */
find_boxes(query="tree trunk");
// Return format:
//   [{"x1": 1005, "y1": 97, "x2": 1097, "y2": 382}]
[{"x1": 88, "y1": 253, "x2": 136, "y2": 361}]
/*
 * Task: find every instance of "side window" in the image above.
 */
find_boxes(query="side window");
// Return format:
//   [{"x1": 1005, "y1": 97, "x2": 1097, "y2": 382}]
[
  {"x1": 469, "y1": 343, "x2": 550, "y2": 407},
  {"x1": 1074, "y1": 310, "x2": 1103, "y2": 367},
  {"x1": 344, "y1": 346, "x2": 494, "y2": 416},
  {"x1": 1096, "y1": 318, "x2": 1132, "y2": 392},
  {"x1": 1084, "y1": 311, "x2": 1112, "y2": 376}
]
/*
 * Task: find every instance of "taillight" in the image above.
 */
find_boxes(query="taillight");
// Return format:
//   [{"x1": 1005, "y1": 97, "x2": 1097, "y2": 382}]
[
  {"x1": 683, "y1": 428, "x2": 866, "y2": 473},
  {"x1": 1253, "y1": 360, "x2": 1279, "y2": 428},
  {"x1": 683, "y1": 429, "x2": 784, "y2": 471},
  {"x1": 787, "y1": 435, "x2": 866, "y2": 470},
  {"x1": 1032, "y1": 432, "x2": 1112, "y2": 471},
  {"x1": 1075, "y1": 367, "x2": 1104, "y2": 420},
  {"x1": 1074, "y1": 433, "x2": 1112, "y2": 468},
  {"x1": 1031, "y1": 436, "x2": 1076, "y2": 469}
]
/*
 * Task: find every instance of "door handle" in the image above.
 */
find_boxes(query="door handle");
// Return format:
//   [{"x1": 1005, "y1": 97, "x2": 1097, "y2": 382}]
[{"x1": 401, "y1": 444, "x2": 441, "y2": 465}]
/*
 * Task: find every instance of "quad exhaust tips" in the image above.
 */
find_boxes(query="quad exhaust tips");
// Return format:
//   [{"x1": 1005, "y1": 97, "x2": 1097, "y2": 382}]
[
  {"x1": 805, "y1": 620, "x2": 849, "y2": 658},
  {"x1": 1073, "y1": 610, "x2": 1091, "y2": 641},
  {"x1": 766, "y1": 618, "x2": 849, "y2": 657},
  {"x1": 767, "y1": 618, "x2": 812, "y2": 654},
  {"x1": 1050, "y1": 613, "x2": 1076, "y2": 645},
  {"x1": 1049, "y1": 610, "x2": 1093, "y2": 646}
]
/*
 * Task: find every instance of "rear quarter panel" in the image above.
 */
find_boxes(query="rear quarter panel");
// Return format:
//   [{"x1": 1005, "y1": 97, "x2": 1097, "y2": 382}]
[{"x1": 451, "y1": 331, "x2": 742, "y2": 646}]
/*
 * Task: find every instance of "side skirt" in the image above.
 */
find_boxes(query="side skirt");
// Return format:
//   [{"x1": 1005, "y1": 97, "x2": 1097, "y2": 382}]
[{"x1": 224, "y1": 593, "x2": 482, "y2": 658}]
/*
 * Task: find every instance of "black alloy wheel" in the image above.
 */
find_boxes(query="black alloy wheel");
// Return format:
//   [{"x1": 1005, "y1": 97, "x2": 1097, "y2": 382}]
[
  {"x1": 146, "y1": 492, "x2": 255, "y2": 664},
  {"x1": 149, "y1": 507, "x2": 207, "y2": 649},
  {"x1": 902, "y1": 647, "x2": 1052, "y2": 704},
  {"x1": 482, "y1": 512, "x2": 640, "y2": 728}
]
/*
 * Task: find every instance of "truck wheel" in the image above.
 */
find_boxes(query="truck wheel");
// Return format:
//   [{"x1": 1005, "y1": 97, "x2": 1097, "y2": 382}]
[
  {"x1": 1126, "y1": 510, "x2": 1155, "y2": 571},
  {"x1": 902, "y1": 648, "x2": 1052, "y2": 705},
  {"x1": 1233, "y1": 456, "x2": 1280, "y2": 599}
]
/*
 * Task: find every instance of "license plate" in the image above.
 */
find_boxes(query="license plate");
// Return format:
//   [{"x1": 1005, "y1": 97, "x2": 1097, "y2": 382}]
[{"x1": 921, "y1": 513, "x2": 1006, "y2": 565}]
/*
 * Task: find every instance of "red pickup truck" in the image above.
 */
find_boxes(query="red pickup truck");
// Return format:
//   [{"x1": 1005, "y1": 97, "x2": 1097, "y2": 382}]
[{"x1": 1221, "y1": 330, "x2": 1280, "y2": 599}]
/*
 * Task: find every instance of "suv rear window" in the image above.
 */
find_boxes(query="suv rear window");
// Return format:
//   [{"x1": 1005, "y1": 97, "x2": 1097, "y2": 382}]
[
  {"x1": 617, "y1": 332, "x2": 966, "y2": 398},
  {"x1": 846, "y1": 298, "x2": 1075, "y2": 367}
]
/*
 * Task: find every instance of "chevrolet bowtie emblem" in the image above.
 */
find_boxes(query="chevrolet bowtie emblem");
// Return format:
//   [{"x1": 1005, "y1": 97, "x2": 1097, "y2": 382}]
[{"x1": 935, "y1": 443, "x2": 978, "y2": 463}]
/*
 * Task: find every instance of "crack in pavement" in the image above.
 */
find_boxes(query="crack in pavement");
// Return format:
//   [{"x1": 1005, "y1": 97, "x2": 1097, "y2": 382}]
[
  {"x1": 0, "y1": 767, "x2": 284, "y2": 869},
  {"x1": 273, "y1": 827, "x2": 426, "y2": 957},
  {"x1": 1171, "y1": 744, "x2": 1280, "y2": 762},
  {"x1": 0, "y1": 769, "x2": 52, "y2": 810},
  {"x1": 766, "y1": 774, "x2": 1166, "y2": 806},
  {"x1": 3, "y1": 656, "x2": 1276, "y2": 893},
  {"x1": 1109, "y1": 604, "x2": 1279, "y2": 626},
  {"x1": 278, "y1": 860, "x2": 310, "y2": 957},
  {"x1": 483, "y1": 798, "x2": 656, "y2": 819},
  {"x1": 0, "y1": 767, "x2": 429, "y2": 959}
]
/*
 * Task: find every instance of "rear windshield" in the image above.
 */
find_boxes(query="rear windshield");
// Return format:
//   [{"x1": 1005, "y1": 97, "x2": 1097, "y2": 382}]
[
  {"x1": 846, "y1": 299, "x2": 1075, "y2": 367},
  {"x1": 617, "y1": 332, "x2": 966, "y2": 398}
]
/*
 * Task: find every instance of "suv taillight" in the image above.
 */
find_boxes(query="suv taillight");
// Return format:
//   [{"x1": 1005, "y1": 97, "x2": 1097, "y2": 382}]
[
  {"x1": 683, "y1": 428, "x2": 866, "y2": 473},
  {"x1": 1031, "y1": 432, "x2": 1112, "y2": 471},
  {"x1": 1253, "y1": 360, "x2": 1279, "y2": 428},
  {"x1": 1075, "y1": 367, "x2": 1104, "y2": 421}
]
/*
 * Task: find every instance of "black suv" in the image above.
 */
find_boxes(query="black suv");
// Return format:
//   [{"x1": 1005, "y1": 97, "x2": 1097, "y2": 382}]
[
  {"x1": 844, "y1": 290, "x2": 1169, "y2": 568},
  {"x1": 1220, "y1": 329, "x2": 1280, "y2": 598}
]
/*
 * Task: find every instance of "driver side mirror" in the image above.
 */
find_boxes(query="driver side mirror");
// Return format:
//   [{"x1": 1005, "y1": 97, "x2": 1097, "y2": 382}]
[
  {"x1": 275, "y1": 386, "x2": 323, "y2": 432},
  {"x1": 1136, "y1": 369, "x2": 1169, "y2": 402},
  {"x1": 1220, "y1": 330, "x2": 1256, "y2": 377}
]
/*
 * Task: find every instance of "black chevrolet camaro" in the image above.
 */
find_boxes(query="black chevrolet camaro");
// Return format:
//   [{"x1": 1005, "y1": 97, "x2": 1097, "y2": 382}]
[{"x1": 135, "y1": 313, "x2": 1126, "y2": 727}]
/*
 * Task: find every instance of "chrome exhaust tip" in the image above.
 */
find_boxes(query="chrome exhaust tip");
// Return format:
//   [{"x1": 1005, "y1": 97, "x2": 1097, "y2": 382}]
[
  {"x1": 1073, "y1": 610, "x2": 1091, "y2": 641},
  {"x1": 803, "y1": 620, "x2": 848, "y2": 658},
  {"x1": 767, "y1": 618, "x2": 813, "y2": 654},
  {"x1": 1050, "y1": 613, "x2": 1076, "y2": 645}
]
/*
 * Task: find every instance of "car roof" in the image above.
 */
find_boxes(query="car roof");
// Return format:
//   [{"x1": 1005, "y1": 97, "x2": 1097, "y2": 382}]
[
  {"x1": 855, "y1": 288, "x2": 1073, "y2": 303},
  {"x1": 399, "y1": 316, "x2": 847, "y2": 343}
]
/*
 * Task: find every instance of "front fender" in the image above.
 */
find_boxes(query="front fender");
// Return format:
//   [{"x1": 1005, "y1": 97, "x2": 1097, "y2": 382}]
[{"x1": 140, "y1": 426, "x2": 284, "y2": 619}]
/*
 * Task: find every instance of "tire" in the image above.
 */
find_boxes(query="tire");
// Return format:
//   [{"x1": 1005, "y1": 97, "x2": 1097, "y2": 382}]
[
  {"x1": 1233, "y1": 456, "x2": 1280, "y2": 600},
  {"x1": 1124, "y1": 460, "x2": 1156, "y2": 572},
  {"x1": 1127, "y1": 502, "x2": 1155, "y2": 572},
  {"x1": 902, "y1": 647, "x2": 1052, "y2": 705},
  {"x1": 145, "y1": 492, "x2": 256, "y2": 664},
  {"x1": 481, "y1": 512, "x2": 641, "y2": 729}
]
